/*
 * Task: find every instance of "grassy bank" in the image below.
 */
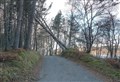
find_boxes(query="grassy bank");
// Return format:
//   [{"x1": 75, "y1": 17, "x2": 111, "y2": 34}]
[
  {"x1": 61, "y1": 48, "x2": 120, "y2": 81},
  {"x1": 0, "y1": 50, "x2": 42, "y2": 82}
]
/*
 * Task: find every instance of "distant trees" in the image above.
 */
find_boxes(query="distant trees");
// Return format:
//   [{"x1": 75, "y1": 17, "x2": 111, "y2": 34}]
[
  {"x1": 67, "y1": 10, "x2": 79, "y2": 48},
  {"x1": 67, "y1": 0, "x2": 120, "y2": 54},
  {"x1": 52, "y1": 11, "x2": 62, "y2": 54},
  {"x1": 98, "y1": 11, "x2": 120, "y2": 58},
  {"x1": 37, "y1": 0, "x2": 119, "y2": 56}
]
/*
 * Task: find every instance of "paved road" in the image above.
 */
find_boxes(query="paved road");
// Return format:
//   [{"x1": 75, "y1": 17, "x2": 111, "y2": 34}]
[{"x1": 38, "y1": 56, "x2": 104, "y2": 82}]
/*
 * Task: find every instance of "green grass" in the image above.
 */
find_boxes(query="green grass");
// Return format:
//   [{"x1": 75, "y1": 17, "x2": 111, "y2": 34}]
[
  {"x1": 80, "y1": 55, "x2": 120, "y2": 80},
  {"x1": 0, "y1": 51, "x2": 41, "y2": 82},
  {"x1": 61, "y1": 48, "x2": 120, "y2": 81}
]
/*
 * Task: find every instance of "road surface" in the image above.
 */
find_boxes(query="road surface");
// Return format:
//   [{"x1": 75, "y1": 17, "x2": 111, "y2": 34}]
[{"x1": 37, "y1": 56, "x2": 104, "y2": 82}]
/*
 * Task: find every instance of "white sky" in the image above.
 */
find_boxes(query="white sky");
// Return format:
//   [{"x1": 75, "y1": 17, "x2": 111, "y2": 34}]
[
  {"x1": 46, "y1": 0, "x2": 69, "y2": 21},
  {"x1": 46, "y1": 0, "x2": 120, "y2": 21},
  {"x1": 117, "y1": 5, "x2": 120, "y2": 18}
]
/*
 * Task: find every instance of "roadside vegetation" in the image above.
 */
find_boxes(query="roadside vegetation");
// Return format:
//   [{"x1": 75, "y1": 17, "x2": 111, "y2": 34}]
[
  {"x1": 61, "y1": 48, "x2": 120, "y2": 81},
  {"x1": 0, "y1": 49, "x2": 42, "y2": 82}
]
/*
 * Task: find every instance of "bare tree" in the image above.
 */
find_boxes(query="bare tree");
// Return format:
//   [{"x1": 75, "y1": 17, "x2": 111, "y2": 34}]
[
  {"x1": 98, "y1": 11, "x2": 120, "y2": 58},
  {"x1": 68, "y1": 0, "x2": 119, "y2": 53}
]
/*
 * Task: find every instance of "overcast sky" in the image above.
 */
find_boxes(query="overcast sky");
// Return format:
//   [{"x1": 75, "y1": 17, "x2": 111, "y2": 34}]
[
  {"x1": 46, "y1": 0, "x2": 120, "y2": 21},
  {"x1": 46, "y1": 0, "x2": 69, "y2": 21}
]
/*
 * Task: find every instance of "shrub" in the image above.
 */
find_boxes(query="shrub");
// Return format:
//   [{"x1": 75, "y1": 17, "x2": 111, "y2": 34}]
[
  {"x1": 61, "y1": 48, "x2": 86, "y2": 59},
  {"x1": 105, "y1": 59, "x2": 120, "y2": 69}
]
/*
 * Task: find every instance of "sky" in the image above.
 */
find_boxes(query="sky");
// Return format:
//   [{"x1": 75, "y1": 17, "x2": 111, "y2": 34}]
[
  {"x1": 46, "y1": 0, "x2": 120, "y2": 21},
  {"x1": 46, "y1": 0, "x2": 69, "y2": 21}
]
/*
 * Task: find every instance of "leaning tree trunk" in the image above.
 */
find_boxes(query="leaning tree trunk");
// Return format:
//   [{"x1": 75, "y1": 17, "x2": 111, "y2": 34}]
[{"x1": 35, "y1": 16, "x2": 67, "y2": 50}]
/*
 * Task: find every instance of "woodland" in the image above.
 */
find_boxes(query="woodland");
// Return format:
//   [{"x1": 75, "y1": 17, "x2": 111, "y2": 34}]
[{"x1": 0, "y1": 0, "x2": 120, "y2": 82}]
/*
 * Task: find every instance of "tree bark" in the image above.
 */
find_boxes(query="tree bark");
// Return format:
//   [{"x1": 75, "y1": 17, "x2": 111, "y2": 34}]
[
  {"x1": 4, "y1": 0, "x2": 9, "y2": 51},
  {"x1": 24, "y1": 0, "x2": 37, "y2": 50},
  {"x1": 13, "y1": 0, "x2": 24, "y2": 49}
]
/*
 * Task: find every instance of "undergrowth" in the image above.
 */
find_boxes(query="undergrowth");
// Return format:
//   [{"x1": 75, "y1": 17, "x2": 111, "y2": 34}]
[{"x1": 0, "y1": 50, "x2": 41, "y2": 82}]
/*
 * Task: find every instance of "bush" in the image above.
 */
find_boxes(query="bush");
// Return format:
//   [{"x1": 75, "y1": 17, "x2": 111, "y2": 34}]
[
  {"x1": 105, "y1": 58, "x2": 120, "y2": 69},
  {"x1": 61, "y1": 48, "x2": 86, "y2": 59}
]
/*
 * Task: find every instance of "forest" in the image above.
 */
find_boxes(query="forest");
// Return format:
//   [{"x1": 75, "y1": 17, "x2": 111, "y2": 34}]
[{"x1": 0, "y1": 0, "x2": 120, "y2": 82}]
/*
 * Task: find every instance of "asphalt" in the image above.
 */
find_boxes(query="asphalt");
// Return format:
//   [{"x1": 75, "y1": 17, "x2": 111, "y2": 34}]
[{"x1": 37, "y1": 56, "x2": 104, "y2": 82}]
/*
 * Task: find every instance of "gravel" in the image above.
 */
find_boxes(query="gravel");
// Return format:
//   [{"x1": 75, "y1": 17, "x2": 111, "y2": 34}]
[{"x1": 37, "y1": 56, "x2": 104, "y2": 82}]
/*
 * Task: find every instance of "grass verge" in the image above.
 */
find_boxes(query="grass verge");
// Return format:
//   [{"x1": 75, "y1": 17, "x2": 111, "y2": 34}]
[
  {"x1": 61, "y1": 48, "x2": 120, "y2": 82},
  {"x1": 0, "y1": 50, "x2": 41, "y2": 82}
]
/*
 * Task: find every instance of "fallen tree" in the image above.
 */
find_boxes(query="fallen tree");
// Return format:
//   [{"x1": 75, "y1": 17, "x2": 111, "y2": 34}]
[{"x1": 34, "y1": 10, "x2": 67, "y2": 50}]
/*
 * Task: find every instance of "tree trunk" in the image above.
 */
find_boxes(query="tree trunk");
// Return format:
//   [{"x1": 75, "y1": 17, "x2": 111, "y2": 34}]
[
  {"x1": 4, "y1": 0, "x2": 9, "y2": 51},
  {"x1": 24, "y1": 0, "x2": 37, "y2": 50},
  {"x1": 35, "y1": 17, "x2": 67, "y2": 50},
  {"x1": 55, "y1": 29, "x2": 60, "y2": 55},
  {"x1": 33, "y1": 23, "x2": 38, "y2": 51},
  {"x1": 19, "y1": 17, "x2": 24, "y2": 48},
  {"x1": 69, "y1": 26, "x2": 72, "y2": 48},
  {"x1": 13, "y1": 0, "x2": 24, "y2": 49},
  {"x1": 8, "y1": 0, "x2": 14, "y2": 48}
]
